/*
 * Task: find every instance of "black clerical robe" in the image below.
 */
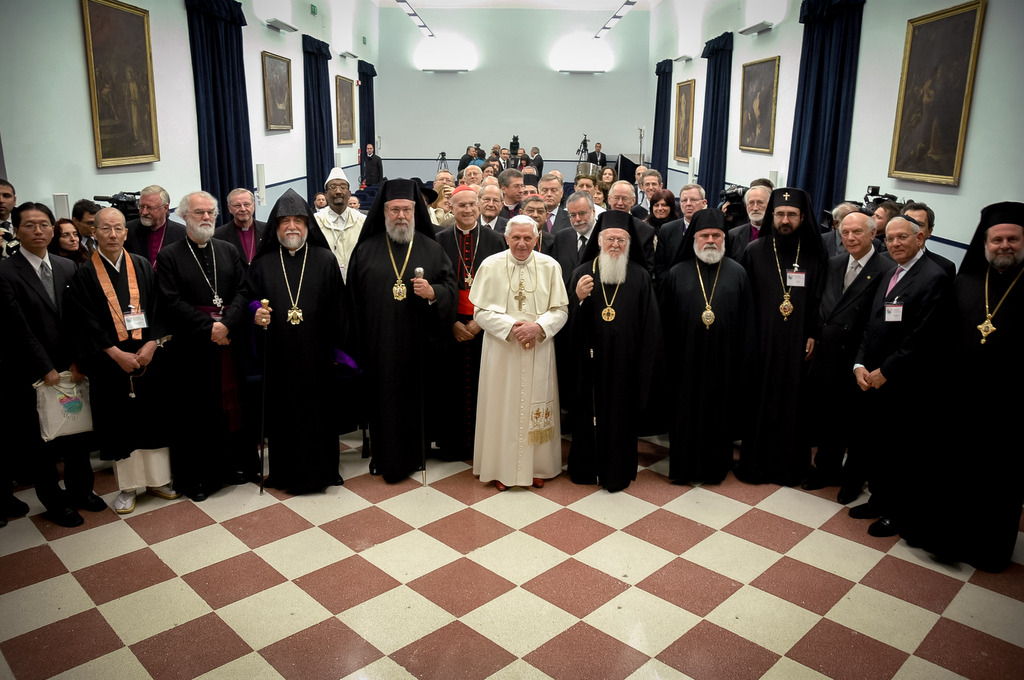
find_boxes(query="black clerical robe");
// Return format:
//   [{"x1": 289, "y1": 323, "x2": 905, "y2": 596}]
[
  {"x1": 566, "y1": 259, "x2": 663, "y2": 491},
  {"x1": 659, "y1": 257, "x2": 754, "y2": 484},
  {"x1": 157, "y1": 238, "x2": 251, "y2": 495},
  {"x1": 347, "y1": 233, "x2": 456, "y2": 482},
  {"x1": 249, "y1": 245, "x2": 347, "y2": 492},
  {"x1": 739, "y1": 233, "x2": 825, "y2": 485},
  {"x1": 66, "y1": 252, "x2": 168, "y2": 461}
]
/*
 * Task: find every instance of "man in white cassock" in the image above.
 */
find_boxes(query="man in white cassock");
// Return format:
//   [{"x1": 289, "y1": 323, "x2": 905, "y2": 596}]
[{"x1": 470, "y1": 216, "x2": 569, "y2": 491}]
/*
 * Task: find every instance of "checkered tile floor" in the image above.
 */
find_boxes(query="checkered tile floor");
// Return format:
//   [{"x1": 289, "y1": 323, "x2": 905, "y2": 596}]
[{"x1": 2, "y1": 434, "x2": 1022, "y2": 680}]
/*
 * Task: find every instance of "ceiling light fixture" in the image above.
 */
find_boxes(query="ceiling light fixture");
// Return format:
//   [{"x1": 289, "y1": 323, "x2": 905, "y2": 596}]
[
  {"x1": 594, "y1": 0, "x2": 637, "y2": 39},
  {"x1": 396, "y1": 0, "x2": 434, "y2": 38}
]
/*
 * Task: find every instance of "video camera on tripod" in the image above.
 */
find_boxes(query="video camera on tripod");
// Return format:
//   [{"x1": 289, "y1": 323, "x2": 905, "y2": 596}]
[{"x1": 94, "y1": 191, "x2": 141, "y2": 222}]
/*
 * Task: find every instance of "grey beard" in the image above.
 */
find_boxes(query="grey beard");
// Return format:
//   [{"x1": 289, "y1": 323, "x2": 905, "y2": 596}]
[
  {"x1": 598, "y1": 252, "x2": 629, "y2": 284},
  {"x1": 386, "y1": 223, "x2": 413, "y2": 244},
  {"x1": 188, "y1": 224, "x2": 215, "y2": 244},
  {"x1": 987, "y1": 251, "x2": 1024, "y2": 270},
  {"x1": 695, "y1": 244, "x2": 725, "y2": 264},
  {"x1": 281, "y1": 234, "x2": 306, "y2": 252}
]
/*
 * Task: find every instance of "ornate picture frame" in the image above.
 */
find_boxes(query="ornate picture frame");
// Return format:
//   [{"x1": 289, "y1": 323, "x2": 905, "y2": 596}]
[
  {"x1": 888, "y1": 0, "x2": 986, "y2": 185},
  {"x1": 739, "y1": 56, "x2": 779, "y2": 154},
  {"x1": 336, "y1": 75, "x2": 356, "y2": 145},
  {"x1": 82, "y1": 0, "x2": 160, "y2": 167},
  {"x1": 262, "y1": 51, "x2": 293, "y2": 130},
  {"x1": 673, "y1": 79, "x2": 695, "y2": 163}
]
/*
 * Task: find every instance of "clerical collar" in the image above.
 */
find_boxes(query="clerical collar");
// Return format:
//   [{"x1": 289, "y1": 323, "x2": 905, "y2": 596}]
[
  {"x1": 457, "y1": 223, "x2": 476, "y2": 234},
  {"x1": 149, "y1": 221, "x2": 166, "y2": 232},
  {"x1": 190, "y1": 238, "x2": 209, "y2": 249},
  {"x1": 99, "y1": 249, "x2": 124, "y2": 272},
  {"x1": 510, "y1": 252, "x2": 533, "y2": 267},
  {"x1": 235, "y1": 221, "x2": 251, "y2": 232}
]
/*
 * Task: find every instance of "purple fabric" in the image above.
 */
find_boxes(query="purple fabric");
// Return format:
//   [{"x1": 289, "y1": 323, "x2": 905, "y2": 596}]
[{"x1": 334, "y1": 348, "x2": 359, "y2": 372}]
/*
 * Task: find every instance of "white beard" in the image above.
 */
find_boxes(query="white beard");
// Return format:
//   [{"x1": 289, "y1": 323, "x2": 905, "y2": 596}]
[
  {"x1": 386, "y1": 221, "x2": 413, "y2": 244},
  {"x1": 188, "y1": 223, "x2": 215, "y2": 244},
  {"x1": 695, "y1": 243, "x2": 725, "y2": 264},
  {"x1": 598, "y1": 252, "x2": 628, "y2": 284},
  {"x1": 280, "y1": 234, "x2": 306, "y2": 252}
]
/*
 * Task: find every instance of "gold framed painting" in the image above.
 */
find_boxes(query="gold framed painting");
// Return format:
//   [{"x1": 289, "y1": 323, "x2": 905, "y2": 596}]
[
  {"x1": 336, "y1": 75, "x2": 356, "y2": 145},
  {"x1": 673, "y1": 79, "x2": 695, "y2": 163},
  {"x1": 82, "y1": 0, "x2": 160, "y2": 167},
  {"x1": 739, "y1": 56, "x2": 779, "y2": 154},
  {"x1": 888, "y1": 0, "x2": 986, "y2": 185},
  {"x1": 262, "y1": 51, "x2": 293, "y2": 130}
]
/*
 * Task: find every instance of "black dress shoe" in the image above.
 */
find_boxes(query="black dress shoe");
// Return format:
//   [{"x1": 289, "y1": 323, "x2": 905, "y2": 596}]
[
  {"x1": 836, "y1": 484, "x2": 862, "y2": 505},
  {"x1": 188, "y1": 486, "x2": 208, "y2": 502},
  {"x1": 43, "y1": 507, "x2": 85, "y2": 528},
  {"x1": 868, "y1": 517, "x2": 899, "y2": 538},
  {"x1": 368, "y1": 459, "x2": 381, "y2": 476},
  {"x1": 75, "y1": 493, "x2": 107, "y2": 513},
  {"x1": 3, "y1": 496, "x2": 30, "y2": 517},
  {"x1": 848, "y1": 502, "x2": 880, "y2": 520}
]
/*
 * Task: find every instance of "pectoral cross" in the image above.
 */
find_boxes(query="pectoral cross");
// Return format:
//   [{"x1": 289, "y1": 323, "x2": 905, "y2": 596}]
[{"x1": 515, "y1": 286, "x2": 527, "y2": 311}]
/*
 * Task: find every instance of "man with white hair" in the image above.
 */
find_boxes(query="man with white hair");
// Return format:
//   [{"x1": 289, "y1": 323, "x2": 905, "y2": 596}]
[
  {"x1": 566, "y1": 211, "x2": 663, "y2": 492},
  {"x1": 470, "y1": 215, "x2": 568, "y2": 490},
  {"x1": 157, "y1": 191, "x2": 252, "y2": 501},
  {"x1": 659, "y1": 209, "x2": 754, "y2": 484},
  {"x1": 214, "y1": 187, "x2": 265, "y2": 268},
  {"x1": 315, "y1": 167, "x2": 366, "y2": 281},
  {"x1": 821, "y1": 201, "x2": 861, "y2": 257},
  {"x1": 726, "y1": 185, "x2": 772, "y2": 260},
  {"x1": 126, "y1": 184, "x2": 186, "y2": 269}
]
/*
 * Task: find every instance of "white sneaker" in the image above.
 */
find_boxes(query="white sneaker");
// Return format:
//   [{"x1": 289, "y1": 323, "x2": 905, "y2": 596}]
[{"x1": 114, "y1": 490, "x2": 137, "y2": 515}]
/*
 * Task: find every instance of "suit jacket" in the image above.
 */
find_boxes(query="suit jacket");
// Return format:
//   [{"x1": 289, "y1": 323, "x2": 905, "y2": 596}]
[
  {"x1": 531, "y1": 155, "x2": 544, "y2": 175},
  {"x1": 924, "y1": 247, "x2": 956, "y2": 279},
  {"x1": 549, "y1": 228, "x2": 592, "y2": 290},
  {"x1": 630, "y1": 206, "x2": 649, "y2": 221},
  {"x1": 213, "y1": 220, "x2": 266, "y2": 268},
  {"x1": 727, "y1": 222, "x2": 760, "y2": 261},
  {"x1": 587, "y1": 151, "x2": 607, "y2": 167},
  {"x1": 855, "y1": 255, "x2": 951, "y2": 384},
  {"x1": 362, "y1": 154, "x2": 383, "y2": 186},
  {"x1": 547, "y1": 206, "x2": 571, "y2": 234},
  {"x1": 0, "y1": 251, "x2": 74, "y2": 383},
  {"x1": 821, "y1": 229, "x2": 845, "y2": 258},
  {"x1": 125, "y1": 218, "x2": 187, "y2": 264},
  {"x1": 479, "y1": 216, "x2": 510, "y2": 234}
]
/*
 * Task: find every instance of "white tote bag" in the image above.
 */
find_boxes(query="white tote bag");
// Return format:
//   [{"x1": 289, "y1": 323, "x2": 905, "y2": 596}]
[{"x1": 34, "y1": 372, "x2": 93, "y2": 442}]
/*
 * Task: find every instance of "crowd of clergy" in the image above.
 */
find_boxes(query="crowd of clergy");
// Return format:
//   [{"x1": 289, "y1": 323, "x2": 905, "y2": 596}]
[{"x1": 0, "y1": 144, "x2": 1021, "y2": 573}]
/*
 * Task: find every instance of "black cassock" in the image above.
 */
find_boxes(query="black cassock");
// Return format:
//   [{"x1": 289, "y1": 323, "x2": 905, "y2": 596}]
[
  {"x1": 347, "y1": 232, "x2": 456, "y2": 482},
  {"x1": 66, "y1": 253, "x2": 169, "y2": 461},
  {"x1": 659, "y1": 257, "x2": 755, "y2": 484},
  {"x1": 740, "y1": 232, "x2": 824, "y2": 486},
  {"x1": 250, "y1": 245, "x2": 348, "y2": 493},
  {"x1": 157, "y1": 238, "x2": 251, "y2": 495},
  {"x1": 566, "y1": 259, "x2": 663, "y2": 492}
]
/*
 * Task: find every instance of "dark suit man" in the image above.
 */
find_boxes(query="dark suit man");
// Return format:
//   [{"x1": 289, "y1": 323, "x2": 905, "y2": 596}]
[
  {"x1": 214, "y1": 188, "x2": 265, "y2": 269},
  {"x1": 530, "y1": 147, "x2": 544, "y2": 176},
  {"x1": 605, "y1": 181, "x2": 656, "y2": 278},
  {"x1": 852, "y1": 216, "x2": 951, "y2": 537},
  {"x1": 0, "y1": 203, "x2": 102, "y2": 527},
  {"x1": 587, "y1": 142, "x2": 607, "y2": 167},
  {"x1": 539, "y1": 174, "x2": 571, "y2": 234},
  {"x1": 805, "y1": 212, "x2": 891, "y2": 502},
  {"x1": 478, "y1": 185, "x2": 509, "y2": 233},
  {"x1": 550, "y1": 192, "x2": 598, "y2": 291},
  {"x1": 902, "y1": 201, "x2": 956, "y2": 278},
  {"x1": 655, "y1": 183, "x2": 711, "y2": 280},
  {"x1": 125, "y1": 185, "x2": 186, "y2": 269},
  {"x1": 362, "y1": 143, "x2": 383, "y2": 186}
]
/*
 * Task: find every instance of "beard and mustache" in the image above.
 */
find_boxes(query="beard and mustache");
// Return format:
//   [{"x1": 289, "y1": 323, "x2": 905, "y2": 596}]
[
  {"x1": 598, "y1": 251, "x2": 629, "y2": 284},
  {"x1": 694, "y1": 241, "x2": 725, "y2": 264}
]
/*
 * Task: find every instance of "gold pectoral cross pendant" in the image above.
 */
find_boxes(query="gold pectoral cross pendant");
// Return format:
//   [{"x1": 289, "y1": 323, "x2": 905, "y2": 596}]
[
  {"x1": 287, "y1": 306, "x2": 303, "y2": 325},
  {"x1": 779, "y1": 293, "x2": 793, "y2": 320},
  {"x1": 702, "y1": 305, "x2": 715, "y2": 329},
  {"x1": 393, "y1": 280, "x2": 407, "y2": 301},
  {"x1": 978, "y1": 317, "x2": 996, "y2": 344}
]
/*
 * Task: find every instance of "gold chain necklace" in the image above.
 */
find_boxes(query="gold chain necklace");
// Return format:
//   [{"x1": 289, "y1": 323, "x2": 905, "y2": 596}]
[
  {"x1": 386, "y1": 231, "x2": 415, "y2": 301},
  {"x1": 592, "y1": 257, "x2": 622, "y2": 322},
  {"x1": 978, "y1": 263, "x2": 1024, "y2": 343},
  {"x1": 279, "y1": 245, "x2": 309, "y2": 324},
  {"x1": 456, "y1": 228, "x2": 480, "y2": 286},
  {"x1": 772, "y1": 237, "x2": 801, "y2": 320},
  {"x1": 695, "y1": 257, "x2": 723, "y2": 328}
]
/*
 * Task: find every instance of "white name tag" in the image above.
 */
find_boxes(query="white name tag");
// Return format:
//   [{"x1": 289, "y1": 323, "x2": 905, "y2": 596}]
[
  {"x1": 787, "y1": 269, "x2": 806, "y2": 287},
  {"x1": 885, "y1": 303, "x2": 903, "y2": 322},
  {"x1": 124, "y1": 311, "x2": 148, "y2": 330}
]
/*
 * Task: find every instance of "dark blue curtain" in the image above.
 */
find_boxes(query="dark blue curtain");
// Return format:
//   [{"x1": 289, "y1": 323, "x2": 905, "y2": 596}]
[
  {"x1": 303, "y1": 35, "x2": 333, "y2": 205},
  {"x1": 185, "y1": 0, "x2": 253, "y2": 206},
  {"x1": 358, "y1": 60, "x2": 377, "y2": 168},
  {"x1": 788, "y1": 0, "x2": 865, "y2": 220},
  {"x1": 650, "y1": 59, "x2": 673, "y2": 180},
  {"x1": 698, "y1": 32, "x2": 733, "y2": 200}
]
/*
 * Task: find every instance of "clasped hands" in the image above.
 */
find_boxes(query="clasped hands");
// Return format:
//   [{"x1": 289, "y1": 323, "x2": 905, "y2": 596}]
[
  {"x1": 854, "y1": 366, "x2": 887, "y2": 391},
  {"x1": 511, "y1": 320, "x2": 542, "y2": 349}
]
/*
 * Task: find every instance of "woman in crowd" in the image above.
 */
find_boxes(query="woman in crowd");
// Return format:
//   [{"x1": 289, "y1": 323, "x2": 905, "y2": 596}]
[
  {"x1": 646, "y1": 189, "x2": 680, "y2": 233},
  {"x1": 600, "y1": 166, "x2": 617, "y2": 185},
  {"x1": 48, "y1": 218, "x2": 89, "y2": 266},
  {"x1": 593, "y1": 182, "x2": 610, "y2": 210}
]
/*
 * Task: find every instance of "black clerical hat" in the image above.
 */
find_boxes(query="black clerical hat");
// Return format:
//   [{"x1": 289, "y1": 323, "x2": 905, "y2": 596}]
[
  {"x1": 960, "y1": 201, "x2": 1024, "y2": 276},
  {"x1": 766, "y1": 187, "x2": 812, "y2": 217},
  {"x1": 253, "y1": 188, "x2": 329, "y2": 261},
  {"x1": 579, "y1": 210, "x2": 647, "y2": 266}
]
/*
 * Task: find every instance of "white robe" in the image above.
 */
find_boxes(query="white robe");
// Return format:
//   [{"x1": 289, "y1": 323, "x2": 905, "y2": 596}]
[
  {"x1": 471, "y1": 251, "x2": 569, "y2": 486},
  {"x1": 314, "y1": 206, "x2": 366, "y2": 281}
]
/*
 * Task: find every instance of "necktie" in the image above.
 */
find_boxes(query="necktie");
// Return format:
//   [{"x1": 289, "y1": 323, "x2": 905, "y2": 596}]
[
  {"x1": 843, "y1": 261, "x2": 860, "y2": 292},
  {"x1": 578, "y1": 235, "x2": 587, "y2": 256},
  {"x1": 885, "y1": 266, "x2": 903, "y2": 296},
  {"x1": 40, "y1": 260, "x2": 56, "y2": 304},
  {"x1": 546, "y1": 214, "x2": 553, "y2": 233}
]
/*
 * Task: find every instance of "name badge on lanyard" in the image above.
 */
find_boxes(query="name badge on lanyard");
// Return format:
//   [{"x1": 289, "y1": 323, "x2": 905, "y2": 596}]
[
  {"x1": 885, "y1": 297, "x2": 903, "y2": 322},
  {"x1": 124, "y1": 304, "x2": 148, "y2": 330},
  {"x1": 787, "y1": 266, "x2": 806, "y2": 287}
]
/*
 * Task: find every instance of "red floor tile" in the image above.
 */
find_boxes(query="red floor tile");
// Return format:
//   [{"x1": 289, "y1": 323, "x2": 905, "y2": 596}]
[
  {"x1": 817, "y1": 507, "x2": 901, "y2": 551},
  {"x1": 915, "y1": 617, "x2": 1024, "y2": 680},
  {"x1": 390, "y1": 621, "x2": 517, "y2": 680},
  {"x1": 636, "y1": 558, "x2": 743, "y2": 617},
  {"x1": 319, "y1": 506, "x2": 413, "y2": 552},
  {"x1": 699, "y1": 472, "x2": 779, "y2": 506},
  {"x1": 130, "y1": 612, "x2": 251, "y2": 680},
  {"x1": 623, "y1": 469, "x2": 690, "y2": 506},
  {"x1": 750, "y1": 556, "x2": 856, "y2": 616},
  {"x1": 0, "y1": 545, "x2": 68, "y2": 596},
  {"x1": 530, "y1": 472, "x2": 601, "y2": 506},
  {"x1": 657, "y1": 620, "x2": 780, "y2": 680},
  {"x1": 968, "y1": 561, "x2": 1024, "y2": 603},
  {"x1": 73, "y1": 547, "x2": 177, "y2": 605},
  {"x1": 343, "y1": 473, "x2": 421, "y2": 505},
  {"x1": 522, "y1": 558, "x2": 630, "y2": 618},
  {"x1": 261, "y1": 617, "x2": 383, "y2": 680},
  {"x1": 520, "y1": 508, "x2": 615, "y2": 555},
  {"x1": 622, "y1": 508, "x2": 716, "y2": 555},
  {"x1": 418, "y1": 508, "x2": 514, "y2": 554},
  {"x1": 0, "y1": 608, "x2": 123, "y2": 680},
  {"x1": 724, "y1": 507, "x2": 814, "y2": 553},
  {"x1": 524, "y1": 621, "x2": 650, "y2": 680},
  {"x1": 30, "y1": 503, "x2": 119, "y2": 541},
  {"x1": 860, "y1": 555, "x2": 965, "y2": 614},
  {"x1": 220, "y1": 503, "x2": 314, "y2": 549},
  {"x1": 293, "y1": 555, "x2": 401, "y2": 614},
  {"x1": 182, "y1": 551, "x2": 287, "y2": 610},
  {"x1": 786, "y1": 618, "x2": 908, "y2": 680},
  {"x1": 408, "y1": 557, "x2": 515, "y2": 617},
  {"x1": 429, "y1": 468, "x2": 502, "y2": 506},
  {"x1": 124, "y1": 500, "x2": 216, "y2": 545}
]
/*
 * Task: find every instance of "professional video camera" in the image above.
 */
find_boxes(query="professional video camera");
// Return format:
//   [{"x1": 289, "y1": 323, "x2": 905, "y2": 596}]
[
  {"x1": 94, "y1": 191, "x2": 141, "y2": 222},
  {"x1": 509, "y1": 135, "x2": 520, "y2": 158},
  {"x1": 863, "y1": 185, "x2": 898, "y2": 210},
  {"x1": 720, "y1": 184, "x2": 748, "y2": 227}
]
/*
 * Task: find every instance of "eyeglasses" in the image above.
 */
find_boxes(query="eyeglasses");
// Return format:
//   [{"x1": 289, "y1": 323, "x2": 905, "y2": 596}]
[
  {"x1": 190, "y1": 209, "x2": 218, "y2": 217},
  {"x1": 96, "y1": 226, "x2": 127, "y2": 234},
  {"x1": 774, "y1": 211, "x2": 801, "y2": 219},
  {"x1": 603, "y1": 237, "x2": 628, "y2": 244},
  {"x1": 885, "y1": 233, "x2": 914, "y2": 244},
  {"x1": 385, "y1": 206, "x2": 414, "y2": 216},
  {"x1": 326, "y1": 183, "x2": 349, "y2": 191}
]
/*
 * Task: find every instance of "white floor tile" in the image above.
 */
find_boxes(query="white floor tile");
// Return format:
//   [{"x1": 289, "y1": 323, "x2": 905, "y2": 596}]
[
  {"x1": 195, "y1": 651, "x2": 287, "y2": 680},
  {"x1": 150, "y1": 524, "x2": 250, "y2": 575},
  {"x1": 254, "y1": 527, "x2": 355, "y2": 579},
  {"x1": 462, "y1": 587, "x2": 577, "y2": 656},
  {"x1": 705, "y1": 585, "x2": 821, "y2": 655},
  {"x1": 682, "y1": 532, "x2": 782, "y2": 584},
  {"x1": 568, "y1": 491, "x2": 659, "y2": 530},
  {"x1": 359, "y1": 530, "x2": 461, "y2": 582},
  {"x1": 465, "y1": 488, "x2": 562, "y2": 530},
  {"x1": 786, "y1": 531, "x2": 885, "y2": 582},
  {"x1": 943, "y1": 582, "x2": 1024, "y2": 647},
  {"x1": 98, "y1": 577, "x2": 212, "y2": 646},
  {"x1": 755, "y1": 487, "x2": 844, "y2": 528},
  {"x1": 575, "y1": 532, "x2": 677, "y2": 585},
  {"x1": 49, "y1": 520, "x2": 147, "y2": 571},
  {"x1": 0, "y1": 573, "x2": 94, "y2": 642},
  {"x1": 376, "y1": 486, "x2": 467, "y2": 528},
  {"x1": 281, "y1": 486, "x2": 372, "y2": 526},
  {"x1": 585, "y1": 587, "x2": 701, "y2": 656},
  {"x1": 661, "y1": 487, "x2": 750, "y2": 529},
  {"x1": 467, "y1": 532, "x2": 569, "y2": 585},
  {"x1": 337, "y1": 586, "x2": 455, "y2": 655},
  {"x1": 216, "y1": 581, "x2": 332, "y2": 650},
  {"x1": 825, "y1": 583, "x2": 939, "y2": 654}
]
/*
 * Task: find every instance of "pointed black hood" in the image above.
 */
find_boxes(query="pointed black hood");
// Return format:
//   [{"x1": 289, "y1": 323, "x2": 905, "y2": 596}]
[{"x1": 253, "y1": 188, "x2": 329, "y2": 261}]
